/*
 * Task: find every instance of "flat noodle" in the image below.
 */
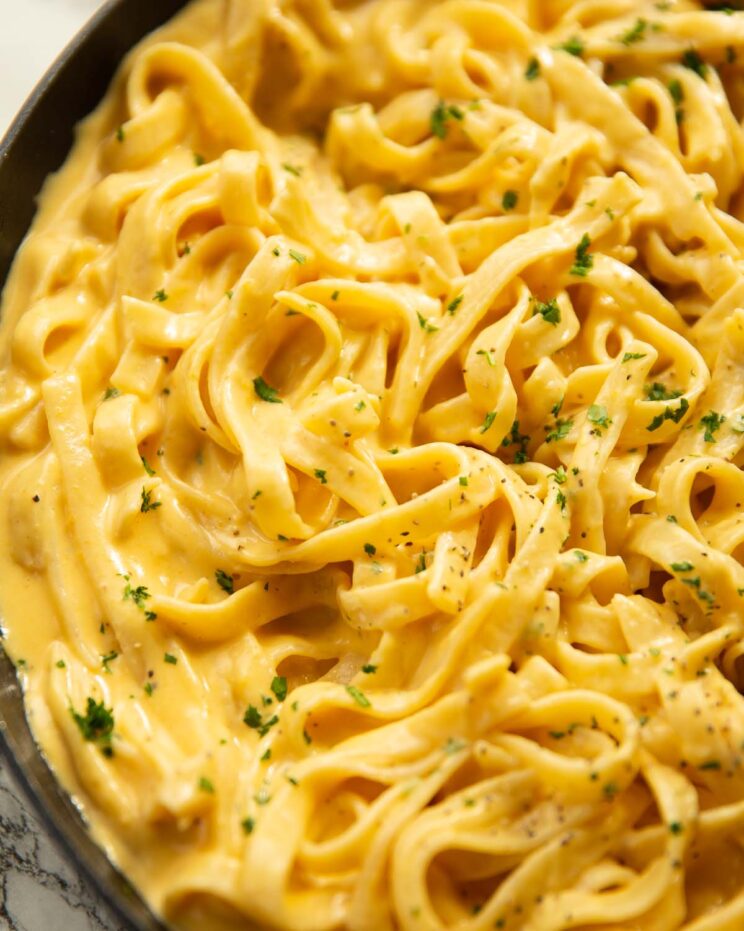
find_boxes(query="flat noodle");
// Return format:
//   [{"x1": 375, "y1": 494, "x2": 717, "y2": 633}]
[{"x1": 1, "y1": 1, "x2": 744, "y2": 929}]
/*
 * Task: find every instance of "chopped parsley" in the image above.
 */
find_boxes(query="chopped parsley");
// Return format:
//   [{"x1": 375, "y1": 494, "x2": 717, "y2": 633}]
[
  {"x1": 447, "y1": 294, "x2": 463, "y2": 315},
  {"x1": 525, "y1": 57, "x2": 540, "y2": 80},
  {"x1": 122, "y1": 577, "x2": 152, "y2": 614},
  {"x1": 682, "y1": 49, "x2": 708, "y2": 79},
  {"x1": 141, "y1": 456, "x2": 156, "y2": 476},
  {"x1": 558, "y1": 36, "x2": 584, "y2": 57},
  {"x1": 140, "y1": 487, "x2": 162, "y2": 513},
  {"x1": 253, "y1": 376, "x2": 282, "y2": 403},
  {"x1": 622, "y1": 352, "x2": 646, "y2": 363},
  {"x1": 545, "y1": 417, "x2": 574, "y2": 443},
  {"x1": 588, "y1": 404, "x2": 612, "y2": 431},
  {"x1": 164, "y1": 653, "x2": 177, "y2": 664},
  {"x1": 198, "y1": 776, "x2": 214, "y2": 793},
  {"x1": 671, "y1": 562, "x2": 694, "y2": 572},
  {"x1": 459, "y1": 476, "x2": 469, "y2": 487},
  {"x1": 477, "y1": 348, "x2": 496, "y2": 366},
  {"x1": 362, "y1": 664, "x2": 377, "y2": 674},
  {"x1": 430, "y1": 101, "x2": 464, "y2": 139},
  {"x1": 288, "y1": 249, "x2": 306, "y2": 264},
  {"x1": 215, "y1": 569, "x2": 234, "y2": 594},
  {"x1": 331, "y1": 290, "x2": 340, "y2": 301},
  {"x1": 416, "y1": 311, "x2": 438, "y2": 334},
  {"x1": 700, "y1": 410, "x2": 725, "y2": 442},
  {"x1": 481, "y1": 411, "x2": 497, "y2": 434},
  {"x1": 570, "y1": 234, "x2": 593, "y2": 277},
  {"x1": 502, "y1": 190, "x2": 518, "y2": 211},
  {"x1": 556, "y1": 489, "x2": 567, "y2": 511},
  {"x1": 346, "y1": 685, "x2": 371, "y2": 708},
  {"x1": 243, "y1": 705, "x2": 279, "y2": 736},
  {"x1": 668, "y1": 79, "x2": 684, "y2": 106},
  {"x1": 534, "y1": 298, "x2": 561, "y2": 325},
  {"x1": 364, "y1": 542, "x2": 377, "y2": 556},
  {"x1": 645, "y1": 382, "x2": 681, "y2": 402},
  {"x1": 101, "y1": 651, "x2": 118, "y2": 674},
  {"x1": 619, "y1": 18, "x2": 648, "y2": 45},
  {"x1": 552, "y1": 465, "x2": 568, "y2": 485},
  {"x1": 56, "y1": 659, "x2": 66, "y2": 669},
  {"x1": 669, "y1": 821, "x2": 684, "y2": 835},
  {"x1": 646, "y1": 398, "x2": 689, "y2": 431},
  {"x1": 241, "y1": 816, "x2": 255, "y2": 834},
  {"x1": 281, "y1": 163, "x2": 302, "y2": 176},
  {"x1": 271, "y1": 676, "x2": 288, "y2": 701},
  {"x1": 116, "y1": 125, "x2": 125, "y2": 142},
  {"x1": 699, "y1": 760, "x2": 721, "y2": 771},
  {"x1": 314, "y1": 468, "x2": 328, "y2": 484},
  {"x1": 194, "y1": 153, "x2": 206, "y2": 166},
  {"x1": 153, "y1": 289, "x2": 168, "y2": 303},
  {"x1": 70, "y1": 698, "x2": 114, "y2": 757},
  {"x1": 500, "y1": 421, "x2": 530, "y2": 463},
  {"x1": 103, "y1": 386, "x2": 120, "y2": 401}
]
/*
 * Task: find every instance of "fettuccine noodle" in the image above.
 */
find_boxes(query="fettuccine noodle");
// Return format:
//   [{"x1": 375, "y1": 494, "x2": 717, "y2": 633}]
[{"x1": 2, "y1": 0, "x2": 744, "y2": 928}]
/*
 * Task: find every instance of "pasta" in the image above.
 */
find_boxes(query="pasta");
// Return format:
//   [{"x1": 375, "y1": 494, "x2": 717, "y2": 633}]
[{"x1": 2, "y1": 0, "x2": 744, "y2": 927}]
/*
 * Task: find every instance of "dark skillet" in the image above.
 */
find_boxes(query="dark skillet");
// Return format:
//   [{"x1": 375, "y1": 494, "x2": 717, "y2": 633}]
[{"x1": 0, "y1": 2, "x2": 188, "y2": 928}]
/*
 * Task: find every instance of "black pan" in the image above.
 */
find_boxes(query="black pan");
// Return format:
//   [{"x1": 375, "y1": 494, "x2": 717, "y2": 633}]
[{"x1": 0, "y1": 2, "x2": 189, "y2": 927}]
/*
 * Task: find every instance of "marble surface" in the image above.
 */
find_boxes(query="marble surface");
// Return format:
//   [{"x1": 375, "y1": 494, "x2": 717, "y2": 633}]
[
  {"x1": 0, "y1": 763, "x2": 118, "y2": 930},
  {"x1": 1, "y1": 5, "x2": 122, "y2": 930}
]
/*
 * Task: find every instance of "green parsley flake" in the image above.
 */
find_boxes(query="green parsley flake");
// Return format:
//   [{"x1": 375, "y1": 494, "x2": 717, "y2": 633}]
[
  {"x1": 71, "y1": 698, "x2": 115, "y2": 757},
  {"x1": 153, "y1": 289, "x2": 168, "y2": 303},
  {"x1": 362, "y1": 664, "x2": 377, "y2": 674},
  {"x1": 682, "y1": 49, "x2": 707, "y2": 79},
  {"x1": 671, "y1": 562, "x2": 694, "y2": 572},
  {"x1": 619, "y1": 18, "x2": 648, "y2": 45},
  {"x1": 502, "y1": 190, "x2": 518, "y2": 211},
  {"x1": 570, "y1": 234, "x2": 594, "y2": 277},
  {"x1": 481, "y1": 411, "x2": 497, "y2": 434},
  {"x1": 558, "y1": 36, "x2": 584, "y2": 57},
  {"x1": 242, "y1": 816, "x2": 255, "y2": 834},
  {"x1": 198, "y1": 776, "x2": 214, "y2": 793},
  {"x1": 282, "y1": 163, "x2": 302, "y2": 176},
  {"x1": 545, "y1": 417, "x2": 574, "y2": 444},
  {"x1": 700, "y1": 410, "x2": 725, "y2": 442},
  {"x1": 271, "y1": 675, "x2": 288, "y2": 701},
  {"x1": 288, "y1": 249, "x2": 306, "y2": 264},
  {"x1": 534, "y1": 298, "x2": 561, "y2": 325},
  {"x1": 346, "y1": 685, "x2": 371, "y2": 708},
  {"x1": 646, "y1": 398, "x2": 689, "y2": 431},
  {"x1": 525, "y1": 57, "x2": 540, "y2": 80},
  {"x1": 243, "y1": 705, "x2": 279, "y2": 737},
  {"x1": 430, "y1": 101, "x2": 464, "y2": 139},
  {"x1": 447, "y1": 294, "x2": 463, "y2": 314},
  {"x1": 101, "y1": 651, "x2": 118, "y2": 674},
  {"x1": 645, "y1": 382, "x2": 682, "y2": 402},
  {"x1": 622, "y1": 352, "x2": 646, "y2": 363},
  {"x1": 116, "y1": 125, "x2": 125, "y2": 143},
  {"x1": 588, "y1": 404, "x2": 612, "y2": 430},
  {"x1": 253, "y1": 376, "x2": 282, "y2": 403},
  {"x1": 364, "y1": 542, "x2": 377, "y2": 556},
  {"x1": 103, "y1": 387, "x2": 120, "y2": 401},
  {"x1": 215, "y1": 569, "x2": 234, "y2": 594},
  {"x1": 141, "y1": 456, "x2": 156, "y2": 476},
  {"x1": 416, "y1": 311, "x2": 438, "y2": 334},
  {"x1": 314, "y1": 468, "x2": 328, "y2": 484},
  {"x1": 140, "y1": 487, "x2": 162, "y2": 513}
]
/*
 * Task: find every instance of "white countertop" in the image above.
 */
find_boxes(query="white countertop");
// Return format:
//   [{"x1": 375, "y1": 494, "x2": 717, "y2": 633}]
[
  {"x1": 1, "y1": 6, "x2": 124, "y2": 931},
  {"x1": 0, "y1": 0, "x2": 104, "y2": 136}
]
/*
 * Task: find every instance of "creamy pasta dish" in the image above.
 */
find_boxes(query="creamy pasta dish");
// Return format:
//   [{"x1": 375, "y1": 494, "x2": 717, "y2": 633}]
[{"x1": 3, "y1": 0, "x2": 744, "y2": 928}]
